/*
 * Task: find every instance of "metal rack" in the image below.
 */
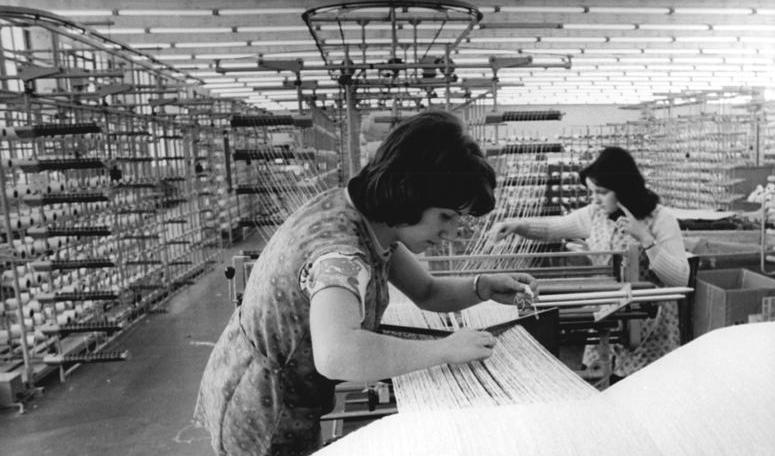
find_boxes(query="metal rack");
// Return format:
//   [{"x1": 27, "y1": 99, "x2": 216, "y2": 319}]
[
  {"x1": 0, "y1": 7, "x2": 245, "y2": 410},
  {"x1": 226, "y1": 107, "x2": 340, "y2": 243},
  {"x1": 568, "y1": 88, "x2": 773, "y2": 211}
]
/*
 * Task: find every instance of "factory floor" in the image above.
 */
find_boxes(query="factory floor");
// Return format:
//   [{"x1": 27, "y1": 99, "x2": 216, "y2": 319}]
[
  {"x1": 0, "y1": 233, "x2": 586, "y2": 456},
  {"x1": 0, "y1": 237, "x2": 250, "y2": 456}
]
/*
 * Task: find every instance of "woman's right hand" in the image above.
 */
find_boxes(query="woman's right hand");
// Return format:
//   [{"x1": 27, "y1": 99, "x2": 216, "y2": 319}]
[
  {"x1": 489, "y1": 220, "x2": 522, "y2": 242},
  {"x1": 440, "y1": 328, "x2": 496, "y2": 364}
]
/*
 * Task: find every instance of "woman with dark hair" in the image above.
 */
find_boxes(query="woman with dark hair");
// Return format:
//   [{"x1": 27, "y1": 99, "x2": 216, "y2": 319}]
[
  {"x1": 490, "y1": 146, "x2": 689, "y2": 380},
  {"x1": 195, "y1": 110, "x2": 537, "y2": 456}
]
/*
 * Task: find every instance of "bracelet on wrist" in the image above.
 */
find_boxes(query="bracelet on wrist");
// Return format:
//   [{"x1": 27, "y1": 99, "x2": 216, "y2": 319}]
[
  {"x1": 473, "y1": 274, "x2": 486, "y2": 301},
  {"x1": 644, "y1": 239, "x2": 657, "y2": 250}
]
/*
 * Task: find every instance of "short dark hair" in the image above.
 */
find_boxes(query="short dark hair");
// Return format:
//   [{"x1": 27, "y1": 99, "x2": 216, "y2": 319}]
[
  {"x1": 580, "y1": 146, "x2": 659, "y2": 219},
  {"x1": 348, "y1": 110, "x2": 496, "y2": 226}
]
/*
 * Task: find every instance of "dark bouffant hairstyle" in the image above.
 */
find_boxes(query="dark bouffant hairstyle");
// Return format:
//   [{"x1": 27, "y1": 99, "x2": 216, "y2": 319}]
[
  {"x1": 580, "y1": 146, "x2": 659, "y2": 220},
  {"x1": 347, "y1": 110, "x2": 496, "y2": 226}
]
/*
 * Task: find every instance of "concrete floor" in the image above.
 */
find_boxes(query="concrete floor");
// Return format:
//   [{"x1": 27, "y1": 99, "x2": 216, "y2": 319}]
[
  {"x1": 0, "y1": 234, "x2": 589, "y2": 456},
  {"x1": 0, "y1": 241, "x2": 247, "y2": 456}
]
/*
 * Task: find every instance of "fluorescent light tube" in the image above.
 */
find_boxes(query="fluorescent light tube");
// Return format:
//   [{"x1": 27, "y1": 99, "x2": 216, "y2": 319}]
[
  {"x1": 218, "y1": 9, "x2": 304, "y2": 15},
  {"x1": 501, "y1": 7, "x2": 586, "y2": 13},
  {"x1": 119, "y1": 9, "x2": 212, "y2": 16},
  {"x1": 176, "y1": 42, "x2": 247, "y2": 49},
  {"x1": 95, "y1": 28, "x2": 145, "y2": 34},
  {"x1": 673, "y1": 8, "x2": 753, "y2": 15},
  {"x1": 609, "y1": 37, "x2": 673, "y2": 43},
  {"x1": 639, "y1": 24, "x2": 710, "y2": 31},
  {"x1": 587, "y1": 7, "x2": 670, "y2": 14},
  {"x1": 150, "y1": 28, "x2": 231, "y2": 34},
  {"x1": 564, "y1": 24, "x2": 636, "y2": 30},
  {"x1": 52, "y1": 10, "x2": 113, "y2": 16}
]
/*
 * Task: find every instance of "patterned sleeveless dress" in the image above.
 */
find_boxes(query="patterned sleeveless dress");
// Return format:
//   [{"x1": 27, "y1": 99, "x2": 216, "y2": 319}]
[
  {"x1": 583, "y1": 205, "x2": 680, "y2": 377},
  {"x1": 194, "y1": 188, "x2": 393, "y2": 455}
]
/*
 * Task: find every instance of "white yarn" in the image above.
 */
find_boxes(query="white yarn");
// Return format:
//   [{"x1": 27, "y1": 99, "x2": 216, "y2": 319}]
[
  {"x1": 317, "y1": 323, "x2": 775, "y2": 456},
  {"x1": 384, "y1": 286, "x2": 595, "y2": 412}
]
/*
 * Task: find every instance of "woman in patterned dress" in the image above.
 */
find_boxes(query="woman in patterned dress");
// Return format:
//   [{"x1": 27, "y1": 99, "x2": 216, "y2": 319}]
[
  {"x1": 194, "y1": 110, "x2": 538, "y2": 456},
  {"x1": 490, "y1": 146, "x2": 689, "y2": 381}
]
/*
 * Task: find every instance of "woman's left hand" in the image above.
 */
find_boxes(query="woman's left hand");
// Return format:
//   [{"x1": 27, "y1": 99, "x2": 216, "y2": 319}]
[
  {"x1": 479, "y1": 273, "x2": 538, "y2": 304},
  {"x1": 616, "y1": 202, "x2": 653, "y2": 244}
]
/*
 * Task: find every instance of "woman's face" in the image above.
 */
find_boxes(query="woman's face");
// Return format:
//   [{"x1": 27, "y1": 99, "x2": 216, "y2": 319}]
[
  {"x1": 586, "y1": 178, "x2": 618, "y2": 214},
  {"x1": 396, "y1": 207, "x2": 462, "y2": 253}
]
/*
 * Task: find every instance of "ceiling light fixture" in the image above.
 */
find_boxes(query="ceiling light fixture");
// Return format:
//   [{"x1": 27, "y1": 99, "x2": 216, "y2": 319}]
[
  {"x1": 217, "y1": 8, "x2": 304, "y2": 15},
  {"x1": 584, "y1": 48, "x2": 643, "y2": 54},
  {"x1": 129, "y1": 43, "x2": 171, "y2": 49},
  {"x1": 500, "y1": 6, "x2": 586, "y2": 13},
  {"x1": 52, "y1": 10, "x2": 113, "y2": 16},
  {"x1": 150, "y1": 27, "x2": 231, "y2": 34},
  {"x1": 639, "y1": 24, "x2": 711, "y2": 31},
  {"x1": 153, "y1": 54, "x2": 194, "y2": 61},
  {"x1": 95, "y1": 28, "x2": 145, "y2": 34},
  {"x1": 119, "y1": 9, "x2": 212, "y2": 16},
  {"x1": 609, "y1": 37, "x2": 673, "y2": 43},
  {"x1": 196, "y1": 53, "x2": 256, "y2": 60},
  {"x1": 704, "y1": 48, "x2": 760, "y2": 56},
  {"x1": 672, "y1": 8, "x2": 753, "y2": 15},
  {"x1": 642, "y1": 48, "x2": 700, "y2": 54},
  {"x1": 587, "y1": 7, "x2": 670, "y2": 14},
  {"x1": 176, "y1": 41, "x2": 247, "y2": 49},
  {"x1": 541, "y1": 37, "x2": 607, "y2": 43},
  {"x1": 713, "y1": 24, "x2": 775, "y2": 31},
  {"x1": 238, "y1": 26, "x2": 309, "y2": 33},
  {"x1": 468, "y1": 37, "x2": 537, "y2": 43},
  {"x1": 564, "y1": 23, "x2": 636, "y2": 30},
  {"x1": 674, "y1": 36, "x2": 738, "y2": 42},
  {"x1": 522, "y1": 48, "x2": 582, "y2": 54}
]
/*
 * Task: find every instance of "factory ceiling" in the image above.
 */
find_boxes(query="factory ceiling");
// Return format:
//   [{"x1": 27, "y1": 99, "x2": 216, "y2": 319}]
[{"x1": 9, "y1": 0, "x2": 775, "y2": 111}]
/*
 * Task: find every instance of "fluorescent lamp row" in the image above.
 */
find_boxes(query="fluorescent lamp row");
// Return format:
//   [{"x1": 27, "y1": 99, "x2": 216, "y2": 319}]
[
  {"x1": 94, "y1": 23, "x2": 775, "y2": 36},
  {"x1": 52, "y1": 6, "x2": 775, "y2": 19}
]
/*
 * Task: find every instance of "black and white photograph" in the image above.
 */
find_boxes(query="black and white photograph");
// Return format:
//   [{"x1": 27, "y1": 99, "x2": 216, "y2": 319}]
[{"x1": 0, "y1": 1, "x2": 773, "y2": 455}]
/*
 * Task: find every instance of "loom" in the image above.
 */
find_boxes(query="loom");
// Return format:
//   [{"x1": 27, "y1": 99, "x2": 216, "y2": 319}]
[{"x1": 314, "y1": 322, "x2": 775, "y2": 455}]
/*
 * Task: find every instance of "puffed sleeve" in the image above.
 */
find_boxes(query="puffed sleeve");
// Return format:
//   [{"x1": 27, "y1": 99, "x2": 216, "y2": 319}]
[{"x1": 300, "y1": 250, "x2": 372, "y2": 323}]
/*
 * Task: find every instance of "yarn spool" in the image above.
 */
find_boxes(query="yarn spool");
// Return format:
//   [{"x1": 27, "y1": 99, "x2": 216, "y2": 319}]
[
  {"x1": 9, "y1": 322, "x2": 32, "y2": 337},
  {"x1": 24, "y1": 299, "x2": 41, "y2": 316},
  {"x1": 32, "y1": 239, "x2": 49, "y2": 254},
  {"x1": 62, "y1": 309, "x2": 76, "y2": 322},
  {"x1": 12, "y1": 240, "x2": 29, "y2": 258},
  {"x1": 4, "y1": 298, "x2": 19, "y2": 310},
  {"x1": 56, "y1": 313, "x2": 71, "y2": 325},
  {"x1": 12, "y1": 184, "x2": 31, "y2": 199}
]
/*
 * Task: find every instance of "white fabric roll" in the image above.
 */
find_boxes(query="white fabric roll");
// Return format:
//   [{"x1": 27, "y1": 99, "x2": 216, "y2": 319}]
[{"x1": 315, "y1": 323, "x2": 775, "y2": 456}]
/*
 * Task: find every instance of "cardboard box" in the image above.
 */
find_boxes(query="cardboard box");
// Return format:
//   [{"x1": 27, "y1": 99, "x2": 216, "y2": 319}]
[
  {"x1": 693, "y1": 268, "x2": 775, "y2": 337},
  {"x1": 0, "y1": 371, "x2": 23, "y2": 407}
]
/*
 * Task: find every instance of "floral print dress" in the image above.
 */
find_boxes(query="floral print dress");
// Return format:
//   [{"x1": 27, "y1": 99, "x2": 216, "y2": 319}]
[
  {"x1": 583, "y1": 205, "x2": 681, "y2": 377},
  {"x1": 194, "y1": 188, "x2": 393, "y2": 456}
]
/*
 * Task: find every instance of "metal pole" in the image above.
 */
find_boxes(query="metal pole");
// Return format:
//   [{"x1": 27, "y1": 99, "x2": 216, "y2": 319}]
[
  {"x1": 344, "y1": 84, "x2": 360, "y2": 181},
  {"x1": 0, "y1": 158, "x2": 33, "y2": 383}
]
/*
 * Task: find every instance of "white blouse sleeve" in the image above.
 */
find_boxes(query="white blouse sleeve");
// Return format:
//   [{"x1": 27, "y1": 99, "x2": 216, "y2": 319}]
[
  {"x1": 524, "y1": 205, "x2": 594, "y2": 241},
  {"x1": 645, "y1": 209, "x2": 690, "y2": 287}
]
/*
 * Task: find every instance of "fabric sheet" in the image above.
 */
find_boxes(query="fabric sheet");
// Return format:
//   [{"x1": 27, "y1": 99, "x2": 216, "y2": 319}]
[{"x1": 314, "y1": 323, "x2": 775, "y2": 456}]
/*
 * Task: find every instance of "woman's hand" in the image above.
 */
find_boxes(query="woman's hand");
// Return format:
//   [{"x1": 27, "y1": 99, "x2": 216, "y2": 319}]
[
  {"x1": 441, "y1": 328, "x2": 497, "y2": 364},
  {"x1": 478, "y1": 273, "x2": 538, "y2": 304},
  {"x1": 488, "y1": 220, "x2": 523, "y2": 242},
  {"x1": 616, "y1": 203, "x2": 655, "y2": 245}
]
